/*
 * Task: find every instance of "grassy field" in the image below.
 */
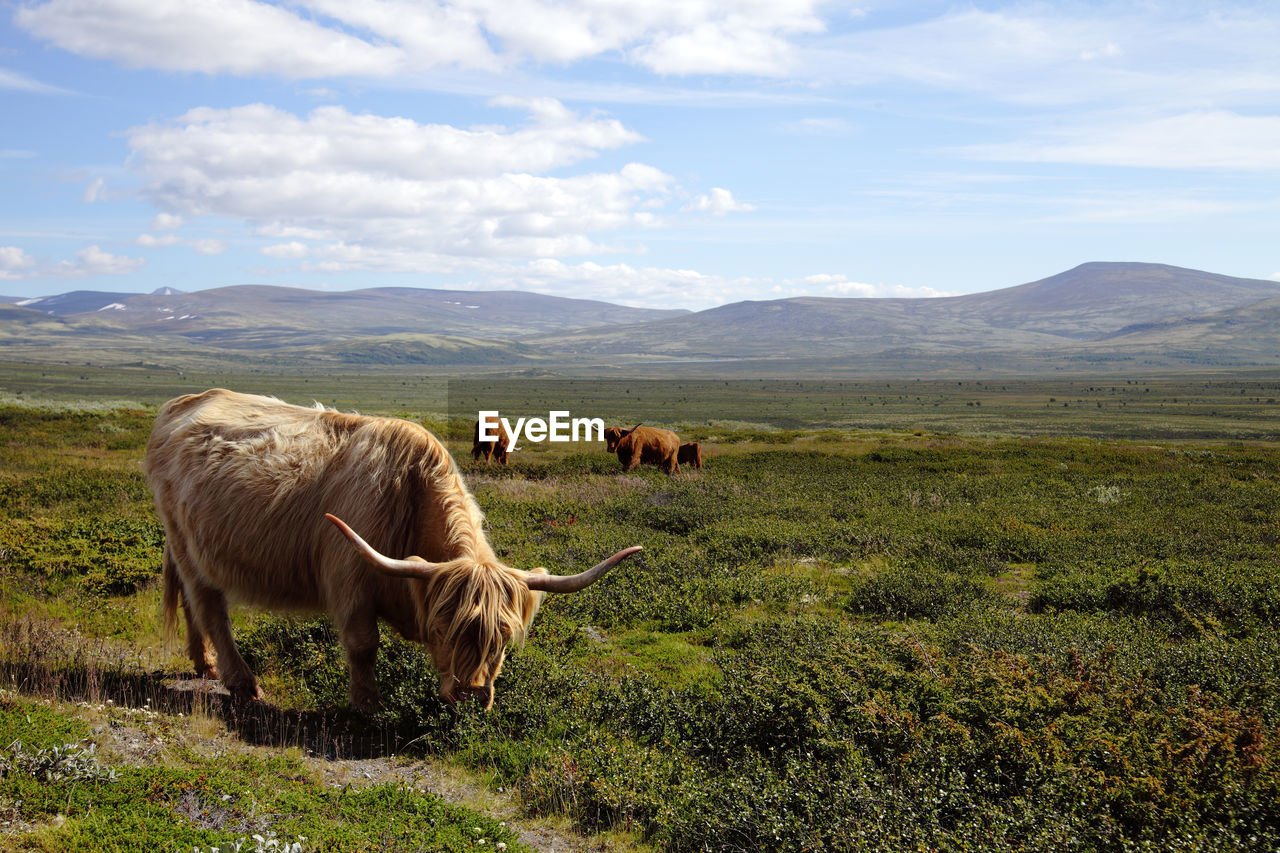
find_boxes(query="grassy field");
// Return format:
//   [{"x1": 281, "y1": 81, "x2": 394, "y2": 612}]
[
  {"x1": 1, "y1": 366, "x2": 1278, "y2": 850},
  {"x1": 6, "y1": 359, "x2": 1280, "y2": 440}
]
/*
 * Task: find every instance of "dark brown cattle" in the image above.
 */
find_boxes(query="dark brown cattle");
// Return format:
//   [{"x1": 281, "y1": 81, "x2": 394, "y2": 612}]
[
  {"x1": 144, "y1": 390, "x2": 640, "y2": 710},
  {"x1": 472, "y1": 415, "x2": 512, "y2": 465},
  {"x1": 677, "y1": 441, "x2": 703, "y2": 469},
  {"x1": 612, "y1": 424, "x2": 680, "y2": 475}
]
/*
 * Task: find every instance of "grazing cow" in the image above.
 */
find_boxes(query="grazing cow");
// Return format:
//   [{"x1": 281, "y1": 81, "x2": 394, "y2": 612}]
[
  {"x1": 144, "y1": 389, "x2": 640, "y2": 710},
  {"x1": 677, "y1": 441, "x2": 703, "y2": 470},
  {"x1": 611, "y1": 424, "x2": 680, "y2": 476},
  {"x1": 472, "y1": 415, "x2": 511, "y2": 465}
]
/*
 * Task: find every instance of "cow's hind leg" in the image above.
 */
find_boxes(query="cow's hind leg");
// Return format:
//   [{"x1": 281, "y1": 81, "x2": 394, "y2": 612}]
[
  {"x1": 163, "y1": 542, "x2": 217, "y2": 679},
  {"x1": 181, "y1": 594, "x2": 218, "y2": 681},
  {"x1": 183, "y1": 577, "x2": 262, "y2": 702},
  {"x1": 337, "y1": 611, "x2": 380, "y2": 711}
]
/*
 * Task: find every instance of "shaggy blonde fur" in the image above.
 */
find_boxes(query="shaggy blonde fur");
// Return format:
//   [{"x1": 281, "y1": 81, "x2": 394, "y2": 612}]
[{"x1": 145, "y1": 388, "x2": 544, "y2": 709}]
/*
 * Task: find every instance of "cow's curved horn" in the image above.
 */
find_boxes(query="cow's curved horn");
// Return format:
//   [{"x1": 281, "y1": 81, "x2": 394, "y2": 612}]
[
  {"x1": 325, "y1": 513, "x2": 444, "y2": 579},
  {"x1": 622, "y1": 423, "x2": 642, "y2": 437},
  {"x1": 523, "y1": 546, "x2": 643, "y2": 593}
]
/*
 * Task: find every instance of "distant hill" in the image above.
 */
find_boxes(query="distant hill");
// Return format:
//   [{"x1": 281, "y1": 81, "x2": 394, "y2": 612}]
[
  {"x1": 3, "y1": 263, "x2": 1280, "y2": 374},
  {"x1": 952, "y1": 262, "x2": 1280, "y2": 340},
  {"x1": 1092, "y1": 296, "x2": 1280, "y2": 360},
  {"x1": 15, "y1": 284, "x2": 686, "y2": 343},
  {"x1": 530, "y1": 263, "x2": 1280, "y2": 360},
  {"x1": 13, "y1": 290, "x2": 150, "y2": 315}
]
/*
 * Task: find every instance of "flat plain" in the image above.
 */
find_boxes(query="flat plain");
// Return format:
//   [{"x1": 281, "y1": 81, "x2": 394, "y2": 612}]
[{"x1": 1, "y1": 363, "x2": 1277, "y2": 851}]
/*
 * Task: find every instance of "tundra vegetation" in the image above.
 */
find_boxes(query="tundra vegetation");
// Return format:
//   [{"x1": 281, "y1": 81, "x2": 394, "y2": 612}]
[{"x1": 1, "y1": 365, "x2": 1278, "y2": 851}]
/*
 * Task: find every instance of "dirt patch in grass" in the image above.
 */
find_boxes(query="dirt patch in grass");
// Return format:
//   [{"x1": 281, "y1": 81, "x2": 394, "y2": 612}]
[
  {"x1": 989, "y1": 563, "x2": 1036, "y2": 606},
  {"x1": 3, "y1": 649, "x2": 645, "y2": 853}
]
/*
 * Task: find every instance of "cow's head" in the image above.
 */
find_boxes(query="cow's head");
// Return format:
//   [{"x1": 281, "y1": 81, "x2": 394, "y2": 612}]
[
  {"x1": 604, "y1": 424, "x2": 641, "y2": 453},
  {"x1": 325, "y1": 514, "x2": 640, "y2": 709}
]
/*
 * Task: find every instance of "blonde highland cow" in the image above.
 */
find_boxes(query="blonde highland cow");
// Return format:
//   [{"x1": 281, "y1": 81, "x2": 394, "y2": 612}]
[{"x1": 144, "y1": 389, "x2": 640, "y2": 710}]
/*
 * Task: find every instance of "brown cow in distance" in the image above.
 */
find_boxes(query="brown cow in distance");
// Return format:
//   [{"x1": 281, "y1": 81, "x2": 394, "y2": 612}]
[
  {"x1": 472, "y1": 415, "x2": 511, "y2": 465},
  {"x1": 678, "y1": 441, "x2": 703, "y2": 469},
  {"x1": 144, "y1": 390, "x2": 641, "y2": 711},
  {"x1": 610, "y1": 424, "x2": 680, "y2": 475}
]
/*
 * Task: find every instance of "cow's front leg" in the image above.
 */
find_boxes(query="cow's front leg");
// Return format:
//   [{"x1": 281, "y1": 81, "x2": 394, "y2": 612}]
[{"x1": 340, "y1": 615, "x2": 381, "y2": 711}]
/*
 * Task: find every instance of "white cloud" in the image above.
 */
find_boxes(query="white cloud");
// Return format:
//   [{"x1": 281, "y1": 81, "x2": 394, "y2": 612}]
[
  {"x1": 81, "y1": 177, "x2": 106, "y2": 203},
  {"x1": 965, "y1": 111, "x2": 1280, "y2": 171},
  {"x1": 796, "y1": 273, "x2": 874, "y2": 297},
  {"x1": 685, "y1": 187, "x2": 756, "y2": 215},
  {"x1": 789, "y1": 273, "x2": 951, "y2": 299},
  {"x1": 14, "y1": 2, "x2": 1280, "y2": 113},
  {"x1": 16, "y1": 0, "x2": 401, "y2": 78},
  {"x1": 1, "y1": 245, "x2": 144, "y2": 280},
  {"x1": 806, "y1": 8, "x2": 1120, "y2": 102},
  {"x1": 130, "y1": 99, "x2": 643, "y2": 185},
  {"x1": 0, "y1": 66, "x2": 73, "y2": 94},
  {"x1": 446, "y1": 260, "x2": 954, "y2": 309},
  {"x1": 57, "y1": 245, "x2": 145, "y2": 277},
  {"x1": 461, "y1": 0, "x2": 823, "y2": 73},
  {"x1": 192, "y1": 239, "x2": 226, "y2": 255},
  {"x1": 781, "y1": 117, "x2": 855, "y2": 136},
  {"x1": 479, "y1": 258, "x2": 760, "y2": 309},
  {"x1": 151, "y1": 213, "x2": 184, "y2": 230},
  {"x1": 262, "y1": 242, "x2": 308, "y2": 259},
  {"x1": 627, "y1": 4, "x2": 823, "y2": 75},
  {"x1": 806, "y1": 6, "x2": 1280, "y2": 111},
  {"x1": 1043, "y1": 192, "x2": 1249, "y2": 224},
  {"x1": 136, "y1": 232, "x2": 226, "y2": 254},
  {"x1": 1079, "y1": 43, "x2": 1121, "y2": 62},
  {"x1": 136, "y1": 233, "x2": 181, "y2": 247},
  {"x1": 126, "y1": 101, "x2": 697, "y2": 269},
  {"x1": 18, "y1": 0, "x2": 824, "y2": 78},
  {"x1": 0, "y1": 247, "x2": 38, "y2": 280}
]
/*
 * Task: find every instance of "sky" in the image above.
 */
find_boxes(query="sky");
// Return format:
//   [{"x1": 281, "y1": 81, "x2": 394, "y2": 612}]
[{"x1": 2, "y1": 1, "x2": 1278, "y2": 310}]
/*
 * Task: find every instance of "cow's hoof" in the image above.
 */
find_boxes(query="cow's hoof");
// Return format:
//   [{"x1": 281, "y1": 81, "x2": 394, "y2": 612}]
[
  {"x1": 227, "y1": 682, "x2": 264, "y2": 703},
  {"x1": 350, "y1": 689, "x2": 382, "y2": 712}
]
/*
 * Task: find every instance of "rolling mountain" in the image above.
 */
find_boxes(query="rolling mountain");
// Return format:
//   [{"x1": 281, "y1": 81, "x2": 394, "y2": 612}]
[
  {"x1": 529, "y1": 263, "x2": 1280, "y2": 360},
  {"x1": 1098, "y1": 296, "x2": 1280, "y2": 356},
  {"x1": 13, "y1": 285, "x2": 685, "y2": 342},
  {"x1": 952, "y1": 262, "x2": 1280, "y2": 339},
  {"x1": 3, "y1": 263, "x2": 1279, "y2": 373}
]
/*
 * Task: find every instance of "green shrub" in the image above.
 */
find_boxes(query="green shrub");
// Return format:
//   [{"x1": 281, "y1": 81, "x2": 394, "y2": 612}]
[
  {"x1": 845, "y1": 563, "x2": 1003, "y2": 619},
  {"x1": 0, "y1": 516, "x2": 162, "y2": 596}
]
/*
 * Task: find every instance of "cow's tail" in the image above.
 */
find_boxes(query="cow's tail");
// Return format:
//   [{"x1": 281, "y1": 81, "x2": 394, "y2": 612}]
[{"x1": 161, "y1": 544, "x2": 181, "y2": 638}]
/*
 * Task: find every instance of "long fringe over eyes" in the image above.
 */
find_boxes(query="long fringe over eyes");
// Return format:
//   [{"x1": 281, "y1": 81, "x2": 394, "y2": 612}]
[{"x1": 414, "y1": 559, "x2": 544, "y2": 682}]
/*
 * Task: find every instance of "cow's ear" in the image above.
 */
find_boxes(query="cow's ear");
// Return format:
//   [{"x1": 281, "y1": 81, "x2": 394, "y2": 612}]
[{"x1": 519, "y1": 570, "x2": 548, "y2": 627}]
